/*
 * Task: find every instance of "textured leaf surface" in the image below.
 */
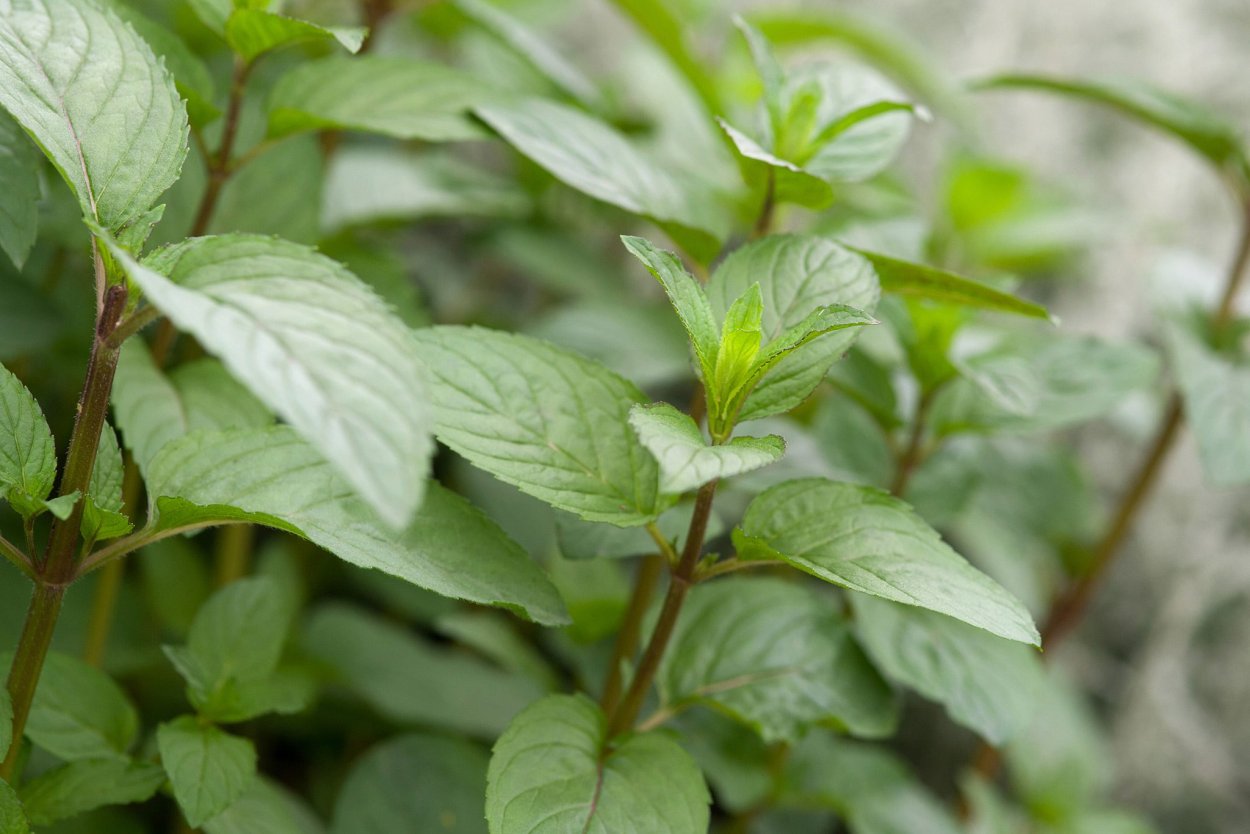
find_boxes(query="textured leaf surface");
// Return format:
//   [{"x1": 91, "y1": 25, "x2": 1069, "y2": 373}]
[
  {"x1": 737, "y1": 479, "x2": 1039, "y2": 644},
  {"x1": 0, "y1": 780, "x2": 25, "y2": 834},
  {"x1": 224, "y1": 9, "x2": 364, "y2": 61},
  {"x1": 82, "y1": 424, "x2": 131, "y2": 541},
  {"x1": 478, "y1": 99, "x2": 729, "y2": 261},
  {"x1": 158, "y1": 716, "x2": 257, "y2": 828},
  {"x1": 1167, "y1": 324, "x2": 1250, "y2": 485},
  {"x1": 331, "y1": 734, "x2": 489, "y2": 834},
  {"x1": 104, "y1": 233, "x2": 432, "y2": 530},
  {"x1": 19, "y1": 758, "x2": 164, "y2": 826},
  {"x1": 412, "y1": 326, "x2": 670, "y2": 526},
  {"x1": 852, "y1": 248, "x2": 1051, "y2": 319},
  {"x1": 22, "y1": 651, "x2": 138, "y2": 761},
  {"x1": 0, "y1": 112, "x2": 38, "y2": 267},
  {"x1": 486, "y1": 694, "x2": 710, "y2": 834},
  {"x1": 146, "y1": 427, "x2": 567, "y2": 625},
  {"x1": 708, "y1": 235, "x2": 880, "y2": 421},
  {"x1": 629, "y1": 403, "x2": 784, "y2": 493},
  {"x1": 0, "y1": 363, "x2": 55, "y2": 513},
  {"x1": 854, "y1": 595, "x2": 1044, "y2": 744},
  {"x1": 269, "y1": 56, "x2": 493, "y2": 142},
  {"x1": 304, "y1": 604, "x2": 546, "y2": 739},
  {"x1": 660, "y1": 578, "x2": 898, "y2": 742},
  {"x1": 0, "y1": 0, "x2": 187, "y2": 232}
]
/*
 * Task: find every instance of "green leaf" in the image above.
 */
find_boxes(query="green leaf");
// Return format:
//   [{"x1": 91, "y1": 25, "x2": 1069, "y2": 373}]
[
  {"x1": 736, "y1": 479, "x2": 1039, "y2": 644},
  {"x1": 975, "y1": 74, "x2": 1250, "y2": 185},
  {"x1": 304, "y1": 604, "x2": 545, "y2": 739},
  {"x1": 629, "y1": 403, "x2": 784, "y2": 493},
  {"x1": 82, "y1": 424, "x2": 131, "y2": 542},
  {"x1": 620, "y1": 236, "x2": 720, "y2": 383},
  {"x1": 477, "y1": 99, "x2": 729, "y2": 262},
  {"x1": 210, "y1": 135, "x2": 323, "y2": 244},
  {"x1": 528, "y1": 301, "x2": 691, "y2": 388},
  {"x1": 21, "y1": 651, "x2": 138, "y2": 761},
  {"x1": 0, "y1": 690, "x2": 10, "y2": 761},
  {"x1": 454, "y1": 0, "x2": 600, "y2": 110},
  {"x1": 101, "y1": 233, "x2": 433, "y2": 531},
  {"x1": 707, "y1": 235, "x2": 880, "y2": 422},
  {"x1": 145, "y1": 426, "x2": 568, "y2": 626},
  {"x1": 1167, "y1": 323, "x2": 1250, "y2": 485},
  {"x1": 0, "y1": 0, "x2": 188, "y2": 233},
  {"x1": 0, "y1": 280, "x2": 62, "y2": 362},
  {"x1": 112, "y1": 341, "x2": 271, "y2": 476},
  {"x1": 0, "y1": 363, "x2": 56, "y2": 516},
  {"x1": 0, "y1": 112, "x2": 38, "y2": 268},
  {"x1": 603, "y1": 0, "x2": 720, "y2": 116},
  {"x1": 853, "y1": 595, "x2": 1045, "y2": 744},
  {"x1": 486, "y1": 693, "x2": 710, "y2": 834},
  {"x1": 268, "y1": 56, "x2": 494, "y2": 142},
  {"x1": 331, "y1": 734, "x2": 489, "y2": 834},
  {"x1": 718, "y1": 120, "x2": 833, "y2": 209},
  {"x1": 323, "y1": 148, "x2": 529, "y2": 232},
  {"x1": 659, "y1": 577, "x2": 898, "y2": 742},
  {"x1": 556, "y1": 501, "x2": 724, "y2": 561},
  {"x1": 158, "y1": 716, "x2": 257, "y2": 828},
  {"x1": 224, "y1": 9, "x2": 364, "y2": 61},
  {"x1": 19, "y1": 759, "x2": 164, "y2": 826},
  {"x1": 0, "y1": 779, "x2": 26, "y2": 834},
  {"x1": 204, "y1": 780, "x2": 321, "y2": 834},
  {"x1": 411, "y1": 325, "x2": 671, "y2": 527},
  {"x1": 852, "y1": 248, "x2": 1052, "y2": 319}
]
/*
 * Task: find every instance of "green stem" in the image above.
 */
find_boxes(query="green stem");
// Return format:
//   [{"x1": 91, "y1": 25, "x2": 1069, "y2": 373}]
[
  {"x1": 2, "y1": 281, "x2": 128, "y2": 780},
  {"x1": 600, "y1": 554, "x2": 664, "y2": 715},
  {"x1": 213, "y1": 523, "x2": 255, "y2": 587},
  {"x1": 890, "y1": 384, "x2": 939, "y2": 496},
  {"x1": 607, "y1": 479, "x2": 718, "y2": 737}
]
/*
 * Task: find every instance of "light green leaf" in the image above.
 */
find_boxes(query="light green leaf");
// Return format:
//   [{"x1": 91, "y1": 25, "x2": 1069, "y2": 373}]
[
  {"x1": 620, "y1": 236, "x2": 720, "y2": 382},
  {"x1": 331, "y1": 734, "x2": 488, "y2": 834},
  {"x1": 158, "y1": 716, "x2": 257, "y2": 828},
  {"x1": 0, "y1": 363, "x2": 56, "y2": 515},
  {"x1": 204, "y1": 780, "x2": 323, "y2": 834},
  {"x1": 0, "y1": 0, "x2": 188, "y2": 233},
  {"x1": 1167, "y1": 323, "x2": 1250, "y2": 485},
  {"x1": 718, "y1": 119, "x2": 833, "y2": 209},
  {"x1": 853, "y1": 248, "x2": 1051, "y2": 319},
  {"x1": 304, "y1": 604, "x2": 545, "y2": 739},
  {"x1": 19, "y1": 758, "x2": 164, "y2": 826},
  {"x1": 736, "y1": 479, "x2": 1039, "y2": 644},
  {"x1": 411, "y1": 325, "x2": 671, "y2": 527},
  {"x1": 268, "y1": 56, "x2": 494, "y2": 142},
  {"x1": 0, "y1": 779, "x2": 25, "y2": 834},
  {"x1": 853, "y1": 595, "x2": 1044, "y2": 744},
  {"x1": 707, "y1": 234, "x2": 880, "y2": 422},
  {"x1": 101, "y1": 233, "x2": 433, "y2": 531},
  {"x1": 21, "y1": 651, "x2": 138, "y2": 761},
  {"x1": 455, "y1": 0, "x2": 600, "y2": 109},
  {"x1": 976, "y1": 74, "x2": 1249, "y2": 184},
  {"x1": 225, "y1": 9, "x2": 364, "y2": 61},
  {"x1": 82, "y1": 424, "x2": 131, "y2": 542},
  {"x1": 0, "y1": 112, "x2": 38, "y2": 268},
  {"x1": 323, "y1": 148, "x2": 528, "y2": 232},
  {"x1": 145, "y1": 426, "x2": 568, "y2": 626},
  {"x1": 629, "y1": 403, "x2": 784, "y2": 493},
  {"x1": 660, "y1": 577, "x2": 898, "y2": 742},
  {"x1": 478, "y1": 100, "x2": 729, "y2": 262},
  {"x1": 486, "y1": 693, "x2": 710, "y2": 834}
]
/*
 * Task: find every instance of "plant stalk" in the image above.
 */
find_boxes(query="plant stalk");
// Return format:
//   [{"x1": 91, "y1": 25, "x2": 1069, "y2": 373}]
[
  {"x1": 607, "y1": 479, "x2": 718, "y2": 737},
  {"x1": 600, "y1": 554, "x2": 664, "y2": 715},
  {"x1": 2, "y1": 282, "x2": 127, "y2": 779}
]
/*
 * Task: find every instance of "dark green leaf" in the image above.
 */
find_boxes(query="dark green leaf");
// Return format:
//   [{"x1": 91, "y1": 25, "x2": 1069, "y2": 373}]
[
  {"x1": 19, "y1": 759, "x2": 163, "y2": 826},
  {"x1": 20, "y1": 651, "x2": 138, "y2": 761},
  {"x1": 158, "y1": 716, "x2": 257, "y2": 828},
  {"x1": 0, "y1": 363, "x2": 55, "y2": 517},
  {"x1": 0, "y1": 112, "x2": 38, "y2": 268}
]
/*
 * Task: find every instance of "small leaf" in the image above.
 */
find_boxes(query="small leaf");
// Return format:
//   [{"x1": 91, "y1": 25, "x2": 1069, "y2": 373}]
[
  {"x1": 101, "y1": 233, "x2": 433, "y2": 531},
  {"x1": 331, "y1": 734, "x2": 489, "y2": 834},
  {"x1": 620, "y1": 236, "x2": 720, "y2": 382},
  {"x1": 737, "y1": 479, "x2": 1039, "y2": 644},
  {"x1": 304, "y1": 604, "x2": 545, "y2": 739},
  {"x1": 268, "y1": 56, "x2": 494, "y2": 142},
  {"x1": 225, "y1": 9, "x2": 364, "y2": 61},
  {"x1": 852, "y1": 248, "x2": 1052, "y2": 319},
  {"x1": 82, "y1": 424, "x2": 131, "y2": 542},
  {"x1": 629, "y1": 403, "x2": 784, "y2": 493},
  {"x1": 486, "y1": 693, "x2": 710, "y2": 834},
  {"x1": 412, "y1": 325, "x2": 672, "y2": 526},
  {"x1": 0, "y1": 0, "x2": 188, "y2": 233},
  {"x1": 1166, "y1": 323, "x2": 1250, "y2": 485},
  {"x1": 478, "y1": 100, "x2": 729, "y2": 262},
  {"x1": 0, "y1": 779, "x2": 26, "y2": 834},
  {"x1": 0, "y1": 363, "x2": 56, "y2": 516},
  {"x1": 19, "y1": 759, "x2": 164, "y2": 826},
  {"x1": 158, "y1": 716, "x2": 257, "y2": 828},
  {"x1": 853, "y1": 595, "x2": 1045, "y2": 744},
  {"x1": 21, "y1": 651, "x2": 139, "y2": 762},
  {"x1": 203, "y1": 780, "x2": 320, "y2": 834},
  {"x1": 660, "y1": 577, "x2": 898, "y2": 742},
  {"x1": 146, "y1": 426, "x2": 568, "y2": 626},
  {"x1": 0, "y1": 112, "x2": 39, "y2": 268}
]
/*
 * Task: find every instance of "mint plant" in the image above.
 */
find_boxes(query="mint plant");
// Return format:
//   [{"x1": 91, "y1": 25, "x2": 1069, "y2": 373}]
[{"x1": 0, "y1": 1, "x2": 1242, "y2": 832}]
